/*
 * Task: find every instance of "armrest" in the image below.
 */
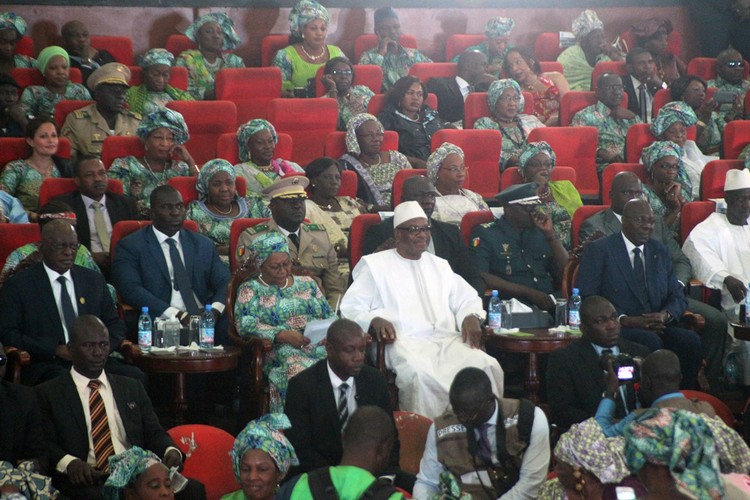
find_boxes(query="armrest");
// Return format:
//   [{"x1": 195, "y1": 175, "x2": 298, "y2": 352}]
[
  {"x1": 119, "y1": 340, "x2": 142, "y2": 364},
  {"x1": 4, "y1": 346, "x2": 31, "y2": 384}
]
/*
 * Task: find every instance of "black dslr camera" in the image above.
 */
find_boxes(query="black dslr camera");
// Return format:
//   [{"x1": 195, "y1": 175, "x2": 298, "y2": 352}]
[{"x1": 611, "y1": 354, "x2": 637, "y2": 382}]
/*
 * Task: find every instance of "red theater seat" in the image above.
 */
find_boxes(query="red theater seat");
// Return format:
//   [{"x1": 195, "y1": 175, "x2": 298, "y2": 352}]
[
  {"x1": 408, "y1": 63, "x2": 457, "y2": 82},
  {"x1": 127, "y1": 66, "x2": 189, "y2": 91},
  {"x1": 560, "y1": 91, "x2": 596, "y2": 127},
  {"x1": 600, "y1": 163, "x2": 648, "y2": 205},
  {"x1": 91, "y1": 35, "x2": 133, "y2": 65},
  {"x1": 700, "y1": 160, "x2": 744, "y2": 200},
  {"x1": 445, "y1": 34, "x2": 485, "y2": 61},
  {"x1": 539, "y1": 61, "x2": 565, "y2": 74},
  {"x1": 216, "y1": 132, "x2": 293, "y2": 166},
  {"x1": 261, "y1": 34, "x2": 289, "y2": 67},
  {"x1": 166, "y1": 100, "x2": 237, "y2": 165},
  {"x1": 38, "y1": 178, "x2": 123, "y2": 208},
  {"x1": 167, "y1": 175, "x2": 247, "y2": 205},
  {"x1": 591, "y1": 61, "x2": 628, "y2": 90},
  {"x1": 572, "y1": 205, "x2": 608, "y2": 247},
  {"x1": 681, "y1": 201, "x2": 716, "y2": 244},
  {"x1": 354, "y1": 34, "x2": 417, "y2": 62},
  {"x1": 110, "y1": 219, "x2": 198, "y2": 262},
  {"x1": 0, "y1": 224, "x2": 41, "y2": 270},
  {"x1": 54, "y1": 100, "x2": 93, "y2": 129},
  {"x1": 348, "y1": 214, "x2": 382, "y2": 270},
  {"x1": 652, "y1": 88, "x2": 715, "y2": 118},
  {"x1": 367, "y1": 93, "x2": 437, "y2": 117},
  {"x1": 267, "y1": 98, "x2": 338, "y2": 165},
  {"x1": 229, "y1": 218, "x2": 270, "y2": 271},
  {"x1": 431, "y1": 129, "x2": 502, "y2": 197},
  {"x1": 501, "y1": 166, "x2": 577, "y2": 190},
  {"x1": 101, "y1": 136, "x2": 145, "y2": 169},
  {"x1": 0, "y1": 138, "x2": 30, "y2": 169},
  {"x1": 314, "y1": 65, "x2": 384, "y2": 97},
  {"x1": 723, "y1": 121, "x2": 750, "y2": 159},
  {"x1": 215, "y1": 67, "x2": 282, "y2": 124},
  {"x1": 165, "y1": 34, "x2": 196, "y2": 58},
  {"x1": 687, "y1": 57, "x2": 750, "y2": 81},
  {"x1": 11, "y1": 67, "x2": 83, "y2": 90},
  {"x1": 16, "y1": 36, "x2": 34, "y2": 57},
  {"x1": 534, "y1": 32, "x2": 563, "y2": 62},
  {"x1": 460, "y1": 210, "x2": 494, "y2": 247},
  {"x1": 625, "y1": 123, "x2": 697, "y2": 163},
  {"x1": 528, "y1": 126, "x2": 599, "y2": 198},
  {"x1": 392, "y1": 169, "x2": 427, "y2": 207},
  {"x1": 323, "y1": 130, "x2": 399, "y2": 160},
  {"x1": 463, "y1": 91, "x2": 534, "y2": 129}
]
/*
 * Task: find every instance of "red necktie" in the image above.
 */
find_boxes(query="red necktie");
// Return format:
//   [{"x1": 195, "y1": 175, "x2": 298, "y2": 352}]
[{"x1": 88, "y1": 379, "x2": 115, "y2": 472}]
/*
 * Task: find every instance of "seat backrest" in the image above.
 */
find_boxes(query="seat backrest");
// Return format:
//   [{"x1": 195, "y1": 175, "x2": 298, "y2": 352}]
[
  {"x1": 539, "y1": 61, "x2": 565, "y2": 74},
  {"x1": 463, "y1": 91, "x2": 535, "y2": 129},
  {"x1": 127, "y1": 66, "x2": 189, "y2": 91},
  {"x1": 367, "y1": 93, "x2": 437, "y2": 117},
  {"x1": 700, "y1": 159, "x2": 744, "y2": 200},
  {"x1": 167, "y1": 424, "x2": 238, "y2": 500},
  {"x1": 460, "y1": 210, "x2": 494, "y2": 246},
  {"x1": 322, "y1": 130, "x2": 399, "y2": 160},
  {"x1": 261, "y1": 34, "x2": 289, "y2": 67},
  {"x1": 166, "y1": 101, "x2": 238, "y2": 165},
  {"x1": 0, "y1": 223, "x2": 41, "y2": 270},
  {"x1": 216, "y1": 132, "x2": 293, "y2": 167},
  {"x1": 445, "y1": 34, "x2": 485, "y2": 61},
  {"x1": 679, "y1": 390, "x2": 736, "y2": 428},
  {"x1": 500, "y1": 166, "x2": 577, "y2": 190},
  {"x1": 354, "y1": 34, "x2": 417, "y2": 62},
  {"x1": 394, "y1": 411, "x2": 433, "y2": 476},
  {"x1": 0, "y1": 138, "x2": 29, "y2": 169},
  {"x1": 431, "y1": 129, "x2": 502, "y2": 197},
  {"x1": 408, "y1": 62, "x2": 457, "y2": 82},
  {"x1": 314, "y1": 64, "x2": 384, "y2": 97},
  {"x1": 687, "y1": 57, "x2": 750, "y2": 81},
  {"x1": 559, "y1": 91, "x2": 597, "y2": 127},
  {"x1": 680, "y1": 201, "x2": 716, "y2": 244},
  {"x1": 167, "y1": 176, "x2": 248, "y2": 205},
  {"x1": 54, "y1": 99, "x2": 94, "y2": 129},
  {"x1": 349, "y1": 213, "x2": 383, "y2": 270},
  {"x1": 229, "y1": 218, "x2": 270, "y2": 271},
  {"x1": 11, "y1": 68, "x2": 83, "y2": 91},
  {"x1": 653, "y1": 88, "x2": 715, "y2": 119},
  {"x1": 16, "y1": 35, "x2": 35, "y2": 57},
  {"x1": 534, "y1": 32, "x2": 562, "y2": 61},
  {"x1": 620, "y1": 30, "x2": 683, "y2": 57},
  {"x1": 600, "y1": 163, "x2": 649, "y2": 205},
  {"x1": 110, "y1": 219, "x2": 199, "y2": 263},
  {"x1": 165, "y1": 34, "x2": 196, "y2": 58},
  {"x1": 215, "y1": 67, "x2": 282, "y2": 124},
  {"x1": 392, "y1": 168, "x2": 427, "y2": 207},
  {"x1": 338, "y1": 170, "x2": 357, "y2": 199},
  {"x1": 39, "y1": 178, "x2": 124, "y2": 208},
  {"x1": 101, "y1": 136, "x2": 145, "y2": 169},
  {"x1": 267, "y1": 98, "x2": 338, "y2": 165},
  {"x1": 90, "y1": 35, "x2": 134, "y2": 65},
  {"x1": 591, "y1": 61, "x2": 628, "y2": 90},
  {"x1": 625, "y1": 123, "x2": 656, "y2": 164},
  {"x1": 572, "y1": 205, "x2": 608, "y2": 247},
  {"x1": 723, "y1": 120, "x2": 750, "y2": 159},
  {"x1": 528, "y1": 126, "x2": 600, "y2": 197}
]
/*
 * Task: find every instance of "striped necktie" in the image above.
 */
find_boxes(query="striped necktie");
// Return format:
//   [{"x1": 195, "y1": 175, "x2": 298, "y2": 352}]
[
  {"x1": 88, "y1": 379, "x2": 115, "y2": 472},
  {"x1": 338, "y1": 383, "x2": 349, "y2": 427}
]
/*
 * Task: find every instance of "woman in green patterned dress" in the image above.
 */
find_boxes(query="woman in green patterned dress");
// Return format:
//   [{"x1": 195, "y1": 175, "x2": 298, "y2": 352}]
[
  {"x1": 0, "y1": 12, "x2": 36, "y2": 72},
  {"x1": 234, "y1": 232, "x2": 333, "y2": 413},
  {"x1": 125, "y1": 48, "x2": 194, "y2": 116}
]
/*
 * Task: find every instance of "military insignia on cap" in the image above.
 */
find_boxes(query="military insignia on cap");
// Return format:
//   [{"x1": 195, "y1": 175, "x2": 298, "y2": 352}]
[
  {"x1": 471, "y1": 237, "x2": 480, "y2": 247},
  {"x1": 292, "y1": 178, "x2": 300, "y2": 184}
]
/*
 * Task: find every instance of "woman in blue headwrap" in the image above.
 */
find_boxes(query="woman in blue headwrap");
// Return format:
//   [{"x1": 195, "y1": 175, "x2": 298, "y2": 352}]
[
  {"x1": 176, "y1": 12, "x2": 245, "y2": 100},
  {"x1": 475, "y1": 79, "x2": 545, "y2": 170},
  {"x1": 428, "y1": 142, "x2": 489, "y2": 226},
  {"x1": 0, "y1": 12, "x2": 35, "y2": 72},
  {"x1": 272, "y1": 0, "x2": 345, "y2": 98},
  {"x1": 126, "y1": 48, "x2": 194, "y2": 116},
  {"x1": 234, "y1": 232, "x2": 333, "y2": 413},
  {"x1": 19, "y1": 46, "x2": 91, "y2": 119},
  {"x1": 451, "y1": 16, "x2": 515, "y2": 76},
  {"x1": 103, "y1": 446, "x2": 186, "y2": 500}
]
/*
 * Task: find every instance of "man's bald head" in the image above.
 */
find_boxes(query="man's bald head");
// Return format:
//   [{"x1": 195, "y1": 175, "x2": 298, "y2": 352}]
[
  {"x1": 40, "y1": 219, "x2": 80, "y2": 274},
  {"x1": 609, "y1": 171, "x2": 644, "y2": 214},
  {"x1": 401, "y1": 175, "x2": 437, "y2": 218},
  {"x1": 639, "y1": 349, "x2": 682, "y2": 407}
]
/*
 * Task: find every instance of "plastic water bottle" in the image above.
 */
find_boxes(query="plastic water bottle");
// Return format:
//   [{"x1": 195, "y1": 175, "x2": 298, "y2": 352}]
[
  {"x1": 745, "y1": 284, "x2": 750, "y2": 324},
  {"x1": 488, "y1": 290, "x2": 502, "y2": 331},
  {"x1": 164, "y1": 315, "x2": 181, "y2": 348},
  {"x1": 137, "y1": 307, "x2": 152, "y2": 351},
  {"x1": 568, "y1": 288, "x2": 581, "y2": 329},
  {"x1": 200, "y1": 304, "x2": 215, "y2": 349},
  {"x1": 725, "y1": 351, "x2": 740, "y2": 389}
]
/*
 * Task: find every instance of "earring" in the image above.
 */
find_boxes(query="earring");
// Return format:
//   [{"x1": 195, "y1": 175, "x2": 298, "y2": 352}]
[{"x1": 573, "y1": 466, "x2": 586, "y2": 495}]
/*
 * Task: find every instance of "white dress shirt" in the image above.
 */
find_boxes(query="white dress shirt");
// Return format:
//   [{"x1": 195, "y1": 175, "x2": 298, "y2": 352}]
[
  {"x1": 81, "y1": 193, "x2": 113, "y2": 253},
  {"x1": 43, "y1": 263, "x2": 79, "y2": 342},
  {"x1": 621, "y1": 232, "x2": 645, "y2": 269},
  {"x1": 630, "y1": 75, "x2": 653, "y2": 123},
  {"x1": 327, "y1": 361, "x2": 357, "y2": 418},
  {"x1": 455, "y1": 76, "x2": 471, "y2": 100}
]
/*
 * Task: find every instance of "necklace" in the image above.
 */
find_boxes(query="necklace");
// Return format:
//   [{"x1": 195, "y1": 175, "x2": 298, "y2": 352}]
[
  {"x1": 209, "y1": 201, "x2": 234, "y2": 215},
  {"x1": 203, "y1": 55, "x2": 223, "y2": 71},
  {"x1": 301, "y1": 44, "x2": 325, "y2": 61},
  {"x1": 538, "y1": 184, "x2": 552, "y2": 199},
  {"x1": 258, "y1": 274, "x2": 290, "y2": 289},
  {"x1": 361, "y1": 154, "x2": 382, "y2": 167},
  {"x1": 318, "y1": 197, "x2": 340, "y2": 211}
]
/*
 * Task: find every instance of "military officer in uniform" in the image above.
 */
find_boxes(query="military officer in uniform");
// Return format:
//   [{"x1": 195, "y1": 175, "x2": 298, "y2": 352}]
[
  {"x1": 61, "y1": 62, "x2": 141, "y2": 159},
  {"x1": 469, "y1": 183, "x2": 568, "y2": 314},
  {"x1": 237, "y1": 176, "x2": 344, "y2": 309}
]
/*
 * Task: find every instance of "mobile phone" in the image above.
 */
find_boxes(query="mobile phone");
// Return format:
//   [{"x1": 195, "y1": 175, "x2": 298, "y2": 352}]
[
  {"x1": 617, "y1": 365, "x2": 635, "y2": 381},
  {"x1": 714, "y1": 90, "x2": 737, "y2": 104},
  {"x1": 615, "y1": 486, "x2": 636, "y2": 500}
]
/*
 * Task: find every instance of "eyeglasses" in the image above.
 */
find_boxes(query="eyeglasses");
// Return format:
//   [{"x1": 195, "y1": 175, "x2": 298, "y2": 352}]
[
  {"x1": 397, "y1": 225, "x2": 431, "y2": 235},
  {"x1": 726, "y1": 61, "x2": 745, "y2": 68},
  {"x1": 440, "y1": 165, "x2": 466, "y2": 174},
  {"x1": 497, "y1": 95, "x2": 522, "y2": 103},
  {"x1": 0, "y1": 354, "x2": 7, "y2": 367},
  {"x1": 454, "y1": 397, "x2": 494, "y2": 423},
  {"x1": 265, "y1": 260, "x2": 293, "y2": 272},
  {"x1": 331, "y1": 69, "x2": 352, "y2": 76},
  {"x1": 48, "y1": 242, "x2": 80, "y2": 252},
  {"x1": 623, "y1": 215, "x2": 656, "y2": 225}
]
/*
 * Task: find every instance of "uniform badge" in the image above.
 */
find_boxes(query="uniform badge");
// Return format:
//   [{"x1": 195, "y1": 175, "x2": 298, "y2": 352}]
[
  {"x1": 237, "y1": 245, "x2": 245, "y2": 259},
  {"x1": 79, "y1": 297, "x2": 86, "y2": 305},
  {"x1": 502, "y1": 243, "x2": 510, "y2": 252},
  {"x1": 471, "y1": 237, "x2": 480, "y2": 247}
]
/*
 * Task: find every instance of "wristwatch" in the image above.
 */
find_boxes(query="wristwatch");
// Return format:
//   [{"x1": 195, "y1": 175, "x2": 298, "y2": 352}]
[{"x1": 602, "y1": 390, "x2": 617, "y2": 400}]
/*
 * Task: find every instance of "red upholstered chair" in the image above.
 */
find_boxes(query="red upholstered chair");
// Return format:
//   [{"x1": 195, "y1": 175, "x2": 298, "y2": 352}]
[
  {"x1": 408, "y1": 62, "x2": 457, "y2": 82},
  {"x1": 500, "y1": 166, "x2": 577, "y2": 190},
  {"x1": 680, "y1": 390, "x2": 736, "y2": 428},
  {"x1": 528, "y1": 126, "x2": 600, "y2": 198},
  {"x1": 338, "y1": 170, "x2": 357, "y2": 198},
  {"x1": 167, "y1": 424, "x2": 237, "y2": 500},
  {"x1": 215, "y1": 67, "x2": 282, "y2": 124},
  {"x1": 463, "y1": 91, "x2": 534, "y2": 129},
  {"x1": 600, "y1": 163, "x2": 648, "y2": 205},
  {"x1": 394, "y1": 411, "x2": 433, "y2": 476},
  {"x1": 723, "y1": 121, "x2": 750, "y2": 159},
  {"x1": 445, "y1": 34, "x2": 485, "y2": 61},
  {"x1": 322, "y1": 130, "x2": 399, "y2": 160},
  {"x1": 559, "y1": 91, "x2": 596, "y2": 127},
  {"x1": 0, "y1": 138, "x2": 29, "y2": 168},
  {"x1": 653, "y1": 89, "x2": 715, "y2": 119},
  {"x1": 165, "y1": 34, "x2": 196, "y2": 57},
  {"x1": 100, "y1": 136, "x2": 145, "y2": 169},
  {"x1": 11, "y1": 68, "x2": 83, "y2": 91},
  {"x1": 539, "y1": 61, "x2": 565, "y2": 74},
  {"x1": 229, "y1": 218, "x2": 270, "y2": 271},
  {"x1": 348, "y1": 213, "x2": 382, "y2": 270},
  {"x1": 314, "y1": 64, "x2": 384, "y2": 97},
  {"x1": 167, "y1": 176, "x2": 247, "y2": 205},
  {"x1": 166, "y1": 101, "x2": 237, "y2": 165},
  {"x1": 591, "y1": 61, "x2": 628, "y2": 90},
  {"x1": 90, "y1": 35, "x2": 133, "y2": 65},
  {"x1": 431, "y1": 129, "x2": 502, "y2": 197},
  {"x1": 625, "y1": 123, "x2": 696, "y2": 164},
  {"x1": 38, "y1": 178, "x2": 123, "y2": 208},
  {"x1": 680, "y1": 201, "x2": 716, "y2": 245},
  {"x1": 127, "y1": 66, "x2": 189, "y2": 91},
  {"x1": 216, "y1": 132, "x2": 293, "y2": 166},
  {"x1": 267, "y1": 98, "x2": 338, "y2": 165},
  {"x1": 572, "y1": 205, "x2": 608, "y2": 248},
  {"x1": 744, "y1": 90, "x2": 750, "y2": 117},
  {"x1": 261, "y1": 34, "x2": 289, "y2": 67},
  {"x1": 0, "y1": 223, "x2": 40, "y2": 270},
  {"x1": 54, "y1": 99, "x2": 93, "y2": 129},
  {"x1": 392, "y1": 169, "x2": 427, "y2": 207},
  {"x1": 367, "y1": 93, "x2": 437, "y2": 117},
  {"x1": 110, "y1": 220, "x2": 199, "y2": 264},
  {"x1": 687, "y1": 57, "x2": 750, "y2": 81},
  {"x1": 16, "y1": 36, "x2": 34, "y2": 57},
  {"x1": 700, "y1": 160, "x2": 744, "y2": 200},
  {"x1": 354, "y1": 34, "x2": 417, "y2": 62},
  {"x1": 534, "y1": 32, "x2": 563, "y2": 61},
  {"x1": 460, "y1": 210, "x2": 494, "y2": 247}
]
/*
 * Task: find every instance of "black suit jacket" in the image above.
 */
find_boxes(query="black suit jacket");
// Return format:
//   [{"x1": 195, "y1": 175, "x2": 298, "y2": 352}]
[
  {"x1": 36, "y1": 371, "x2": 175, "y2": 471},
  {"x1": 546, "y1": 338, "x2": 650, "y2": 429},
  {"x1": 622, "y1": 75, "x2": 659, "y2": 120},
  {"x1": 362, "y1": 216, "x2": 485, "y2": 294},
  {"x1": 284, "y1": 360, "x2": 399, "y2": 475},
  {"x1": 425, "y1": 76, "x2": 464, "y2": 124},
  {"x1": 51, "y1": 191, "x2": 138, "y2": 251},
  {"x1": 0, "y1": 380, "x2": 46, "y2": 467}
]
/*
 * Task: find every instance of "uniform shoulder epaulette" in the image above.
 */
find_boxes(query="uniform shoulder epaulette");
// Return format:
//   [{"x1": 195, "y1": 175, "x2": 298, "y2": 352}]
[
  {"x1": 72, "y1": 108, "x2": 90, "y2": 119},
  {"x1": 302, "y1": 223, "x2": 325, "y2": 231},
  {"x1": 479, "y1": 221, "x2": 495, "y2": 228},
  {"x1": 245, "y1": 224, "x2": 269, "y2": 235},
  {"x1": 125, "y1": 110, "x2": 142, "y2": 120}
]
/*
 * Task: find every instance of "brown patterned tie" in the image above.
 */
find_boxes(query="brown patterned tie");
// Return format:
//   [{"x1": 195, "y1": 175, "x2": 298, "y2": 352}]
[{"x1": 88, "y1": 379, "x2": 115, "y2": 472}]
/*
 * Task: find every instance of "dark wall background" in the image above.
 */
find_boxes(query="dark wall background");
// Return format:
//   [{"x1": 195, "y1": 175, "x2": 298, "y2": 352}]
[{"x1": 8, "y1": 0, "x2": 683, "y2": 6}]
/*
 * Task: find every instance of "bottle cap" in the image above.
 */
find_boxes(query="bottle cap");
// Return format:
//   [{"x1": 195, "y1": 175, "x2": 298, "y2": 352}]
[
  {"x1": 205, "y1": 304, "x2": 212, "y2": 311},
  {"x1": 491, "y1": 290, "x2": 499, "y2": 296},
  {"x1": 141, "y1": 306, "x2": 148, "y2": 313},
  {"x1": 572, "y1": 288, "x2": 579, "y2": 295}
]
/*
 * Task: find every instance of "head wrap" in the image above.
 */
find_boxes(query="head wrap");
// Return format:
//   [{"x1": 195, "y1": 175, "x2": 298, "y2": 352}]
[
  {"x1": 624, "y1": 408, "x2": 724, "y2": 500},
  {"x1": 139, "y1": 48, "x2": 175, "y2": 69},
  {"x1": 555, "y1": 418, "x2": 630, "y2": 484},
  {"x1": 650, "y1": 101, "x2": 698, "y2": 138},
  {"x1": 0, "y1": 12, "x2": 27, "y2": 36},
  {"x1": 518, "y1": 141, "x2": 556, "y2": 177},
  {"x1": 231, "y1": 413, "x2": 298, "y2": 481},
  {"x1": 184, "y1": 12, "x2": 240, "y2": 51},
  {"x1": 374, "y1": 7, "x2": 398, "y2": 28},
  {"x1": 631, "y1": 18, "x2": 673, "y2": 42},
  {"x1": 289, "y1": 0, "x2": 330, "y2": 39},
  {"x1": 37, "y1": 46, "x2": 70, "y2": 75},
  {"x1": 393, "y1": 200, "x2": 427, "y2": 227},
  {"x1": 485, "y1": 17, "x2": 515, "y2": 38},
  {"x1": 572, "y1": 10, "x2": 604, "y2": 40},
  {"x1": 641, "y1": 140, "x2": 682, "y2": 174},
  {"x1": 136, "y1": 108, "x2": 190, "y2": 145},
  {"x1": 237, "y1": 119, "x2": 278, "y2": 162},
  {"x1": 196, "y1": 159, "x2": 236, "y2": 200},
  {"x1": 427, "y1": 142, "x2": 464, "y2": 184},
  {"x1": 345, "y1": 113, "x2": 383, "y2": 155},
  {"x1": 103, "y1": 447, "x2": 174, "y2": 500},
  {"x1": 487, "y1": 78, "x2": 524, "y2": 111},
  {"x1": 248, "y1": 232, "x2": 290, "y2": 269}
]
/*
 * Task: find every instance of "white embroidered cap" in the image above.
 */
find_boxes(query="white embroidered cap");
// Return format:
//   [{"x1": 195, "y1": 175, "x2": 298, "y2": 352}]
[
  {"x1": 725, "y1": 168, "x2": 750, "y2": 192},
  {"x1": 393, "y1": 200, "x2": 427, "y2": 227}
]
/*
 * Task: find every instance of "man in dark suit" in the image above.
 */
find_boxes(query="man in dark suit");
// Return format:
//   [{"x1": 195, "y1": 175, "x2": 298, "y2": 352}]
[
  {"x1": 284, "y1": 319, "x2": 411, "y2": 487},
  {"x1": 36, "y1": 315, "x2": 205, "y2": 499},
  {"x1": 425, "y1": 50, "x2": 490, "y2": 125},
  {"x1": 51, "y1": 156, "x2": 138, "y2": 272},
  {"x1": 546, "y1": 296, "x2": 650, "y2": 430},
  {"x1": 580, "y1": 172, "x2": 729, "y2": 390},
  {"x1": 112, "y1": 185, "x2": 230, "y2": 342},
  {"x1": 0, "y1": 219, "x2": 132, "y2": 385},
  {"x1": 577, "y1": 198, "x2": 702, "y2": 389},
  {"x1": 362, "y1": 175, "x2": 484, "y2": 294},
  {"x1": 622, "y1": 48, "x2": 662, "y2": 123}
]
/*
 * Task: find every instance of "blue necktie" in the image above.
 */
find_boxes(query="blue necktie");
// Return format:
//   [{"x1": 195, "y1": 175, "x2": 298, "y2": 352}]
[{"x1": 166, "y1": 238, "x2": 200, "y2": 314}]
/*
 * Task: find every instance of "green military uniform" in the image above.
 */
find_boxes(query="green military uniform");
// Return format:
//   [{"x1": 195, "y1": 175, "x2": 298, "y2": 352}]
[
  {"x1": 237, "y1": 219, "x2": 344, "y2": 310},
  {"x1": 61, "y1": 103, "x2": 141, "y2": 159},
  {"x1": 469, "y1": 216, "x2": 556, "y2": 300}
]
